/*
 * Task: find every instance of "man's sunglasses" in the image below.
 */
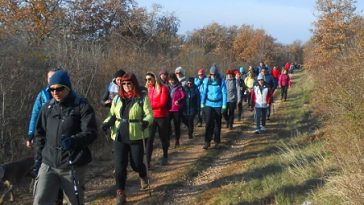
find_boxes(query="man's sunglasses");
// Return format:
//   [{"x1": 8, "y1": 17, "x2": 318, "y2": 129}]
[{"x1": 49, "y1": 86, "x2": 65, "y2": 92}]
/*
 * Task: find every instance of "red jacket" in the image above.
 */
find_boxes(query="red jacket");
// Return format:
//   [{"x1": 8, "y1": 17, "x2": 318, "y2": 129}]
[
  {"x1": 278, "y1": 74, "x2": 292, "y2": 87},
  {"x1": 271, "y1": 69, "x2": 281, "y2": 79},
  {"x1": 148, "y1": 85, "x2": 170, "y2": 118}
]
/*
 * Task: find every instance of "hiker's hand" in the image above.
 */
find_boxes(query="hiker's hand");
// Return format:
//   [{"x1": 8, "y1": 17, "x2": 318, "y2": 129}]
[
  {"x1": 141, "y1": 120, "x2": 149, "y2": 130},
  {"x1": 101, "y1": 123, "x2": 111, "y2": 134},
  {"x1": 61, "y1": 136, "x2": 76, "y2": 151},
  {"x1": 25, "y1": 134, "x2": 34, "y2": 148}
]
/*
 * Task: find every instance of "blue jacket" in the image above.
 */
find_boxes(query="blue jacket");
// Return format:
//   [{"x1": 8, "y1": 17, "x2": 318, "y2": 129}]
[
  {"x1": 201, "y1": 77, "x2": 227, "y2": 108},
  {"x1": 183, "y1": 84, "x2": 200, "y2": 116},
  {"x1": 28, "y1": 88, "x2": 52, "y2": 139}
]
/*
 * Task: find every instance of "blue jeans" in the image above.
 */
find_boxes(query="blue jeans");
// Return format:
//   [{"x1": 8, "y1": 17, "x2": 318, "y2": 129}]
[{"x1": 255, "y1": 107, "x2": 267, "y2": 130}]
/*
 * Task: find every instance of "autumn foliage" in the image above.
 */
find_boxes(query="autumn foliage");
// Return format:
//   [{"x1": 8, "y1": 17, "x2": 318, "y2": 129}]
[{"x1": 305, "y1": 0, "x2": 364, "y2": 204}]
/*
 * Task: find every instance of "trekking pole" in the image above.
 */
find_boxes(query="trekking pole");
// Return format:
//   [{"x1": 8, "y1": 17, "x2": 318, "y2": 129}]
[{"x1": 68, "y1": 152, "x2": 80, "y2": 205}]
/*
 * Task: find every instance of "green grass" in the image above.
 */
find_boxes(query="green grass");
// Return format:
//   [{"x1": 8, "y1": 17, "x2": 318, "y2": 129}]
[{"x1": 208, "y1": 71, "x2": 333, "y2": 205}]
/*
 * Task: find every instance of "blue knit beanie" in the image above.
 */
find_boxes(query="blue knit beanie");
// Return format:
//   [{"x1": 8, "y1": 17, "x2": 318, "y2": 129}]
[
  {"x1": 239, "y1": 67, "x2": 245, "y2": 73},
  {"x1": 49, "y1": 70, "x2": 72, "y2": 90}
]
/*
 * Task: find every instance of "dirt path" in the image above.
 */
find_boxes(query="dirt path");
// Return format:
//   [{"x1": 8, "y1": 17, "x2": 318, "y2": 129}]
[{"x1": 82, "y1": 96, "x2": 286, "y2": 205}]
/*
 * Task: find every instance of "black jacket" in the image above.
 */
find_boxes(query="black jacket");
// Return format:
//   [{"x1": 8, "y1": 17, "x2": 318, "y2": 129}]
[{"x1": 35, "y1": 92, "x2": 97, "y2": 168}]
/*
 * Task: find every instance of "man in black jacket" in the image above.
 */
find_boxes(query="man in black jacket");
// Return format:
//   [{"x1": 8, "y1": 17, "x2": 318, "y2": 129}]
[{"x1": 33, "y1": 70, "x2": 97, "y2": 205}]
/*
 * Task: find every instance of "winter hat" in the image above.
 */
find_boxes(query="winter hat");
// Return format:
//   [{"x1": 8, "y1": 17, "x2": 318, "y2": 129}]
[
  {"x1": 0, "y1": 165, "x2": 4, "y2": 179},
  {"x1": 113, "y1": 69, "x2": 126, "y2": 78},
  {"x1": 239, "y1": 67, "x2": 245, "y2": 73},
  {"x1": 209, "y1": 65, "x2": 217, "y2": 74},
  {"x1": 49, "y1": 70, "x2": 72, "y2": 90},
  {"x1": 175, "y1": 66, "x2": 185, "y2": 75},
  {"x1": 257, "y1": 74, "x2": 264, "y2": 81},
  {"x1": 159, "y1": 67, "x2": 168, "y2": 75},
  {"x1": 187, "y1": 77, "x2": 194, "y2": 83},
  {"x1": 197, "y1": 69, "x2": 205, "y2": 75}
]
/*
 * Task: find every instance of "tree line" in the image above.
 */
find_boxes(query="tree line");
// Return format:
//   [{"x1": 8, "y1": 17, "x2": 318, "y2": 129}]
[{"x1": 0, "y1": 0, "x2": 302, "y2": 160}]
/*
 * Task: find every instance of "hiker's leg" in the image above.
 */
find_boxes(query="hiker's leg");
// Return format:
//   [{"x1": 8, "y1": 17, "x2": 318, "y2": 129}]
[
  {"x1": 262, "y1": 108, "x2": 268, "y2": 127},
  {"x1": 228, "y1": 102, "x2": 236, "y2": 127},
  {"x1": 33, "y1": 163, "x2": 59, "y2": 205},
  {"x1": 147, "y1": 120, "x2": 157, "y2": 166},
  {"x1": 113, "y1": 140, "x2": 129, "y2": 191},
  {"x1": 204, "y1": 106, "x2": 214, "y2": 143},
  {"x1": 158, "y1": 117, "x2": 171, "y2": 158},
  {"x1": 129, "y1": 142, "x2": 146, "y2": 178},
  {"x1": 213, "y1": 107, "x2": 222, "y2": 143},
  {"x1": 255, "y1": 107, "x2": 261, "y2": 130}
]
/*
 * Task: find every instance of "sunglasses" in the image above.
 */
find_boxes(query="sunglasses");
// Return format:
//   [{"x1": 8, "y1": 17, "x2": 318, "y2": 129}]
[
  {"x1": 210, "y1": 74, "x2": 215, "y2": 76},
  {"x1": 122, "y1": 82, "x2": 132, "y2": 86},
  {"x1": 49, "y1": 86, "x2": 65, "y2": 92},
  {"x1": 175, "y1": 72, "x2": 182, "y2": 75},
  {"x1": 145, "y1": 77, "x2": 153, "y2": 82}
]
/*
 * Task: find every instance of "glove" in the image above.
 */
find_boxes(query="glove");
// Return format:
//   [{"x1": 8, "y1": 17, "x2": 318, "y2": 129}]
[
  {"x1": 101, "y1": 123, "x2": 111, "y2": 134},
  {"x1": 201, "y1": 104, "x2": 205, "y2": 109},
  {"x1": 61, "y1": 136, "x2": 76, "y2": 151},
  {"x1": 31, "y1": 159, "x2": 42, "y2": 178},
  {"x1": 222, "y1": 106, "x2": 227, "y2": 112},
  {"x1": 141, "y1": 120, "x2": 149, "y2": 130}
]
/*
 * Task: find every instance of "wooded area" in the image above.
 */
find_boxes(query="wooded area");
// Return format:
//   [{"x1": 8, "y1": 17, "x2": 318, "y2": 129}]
[{"x1": 0, "y1": 0, "x2": 302, "y2": 159}]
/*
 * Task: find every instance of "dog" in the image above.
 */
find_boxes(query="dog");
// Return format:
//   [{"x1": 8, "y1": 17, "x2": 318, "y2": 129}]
[{"x1": 0, "y1": 157, "x2": 33, "y2": 205}]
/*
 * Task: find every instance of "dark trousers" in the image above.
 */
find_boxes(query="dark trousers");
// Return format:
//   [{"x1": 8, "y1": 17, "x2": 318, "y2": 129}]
[
  {"x1": 113, "y1": 140, "x2": 146, "y2": 190},
  {"x1": 281, "y1": 86, "x2": 288, "y2": 100},
  {"x1": 237, "y1": 101, "x2": 243, "y2": 120},
  {"x1": 170, "y1": 110, "x2": 182, "y2": 141},
  {"x1": 246, "y1": 90, "x2": 252, "y2": 107},
  {"x1": 255, "y1": 107, "x2": 267, "y2": 130},
  {"x1": 147, "y1": 117, "x2": 170, "y2": 165},
  {"x1": 182, "y1": 114, "x2": 196, "y2": 137},
  {"x1": 223, "y1": 102, "x2": 236, "y2": 128},
  {"x1": 204, "y1": 106, "x2": 222, "y2": 143},
  {"x1": 197, "y1": 108, "x2": 205, "y2": 125}
]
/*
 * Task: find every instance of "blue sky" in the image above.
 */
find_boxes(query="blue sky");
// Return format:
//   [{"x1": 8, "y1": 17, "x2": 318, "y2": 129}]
[{"x1": 137, "y1": 0, "x2": 364, "y2": 45}]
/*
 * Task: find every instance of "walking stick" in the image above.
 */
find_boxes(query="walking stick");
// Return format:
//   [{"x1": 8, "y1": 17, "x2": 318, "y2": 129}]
[{"x1": 68, "y1": 153, "x2": 80, "y2": 205}]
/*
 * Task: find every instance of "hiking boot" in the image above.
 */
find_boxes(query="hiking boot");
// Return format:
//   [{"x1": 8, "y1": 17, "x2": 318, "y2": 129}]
[
  {"x1": 203, "y1": 142, "x2": 210, "y2": 150},
  {"x1": 140, "y1": 176, "x2": 149, "y2": 190},
  {"x1": 188, "y1": 134, "x2": 193, "y2": 139},
  {"x1": 260, "y1": 126, "x2": 266, "y2": 131},
  {"x1": 214, "y1": 142, "x2": 220, "y2": 148},
  {"x1": 160, "y1": 157, "x2": 168, "y2": 166},
  {"x1": 197, "y1": 123, "x2": 203, "y2": 127},
  {"x1": 116, "y1": 189, "x2": 126, "y2": 205},
  {"x1": 255, "y1": 129, "x2": 260, "y2": 134}
]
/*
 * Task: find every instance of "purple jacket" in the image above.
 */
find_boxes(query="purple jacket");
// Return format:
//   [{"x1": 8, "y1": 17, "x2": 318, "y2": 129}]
[{"x1": 169, "y1": 84, "x2": 186, "y2": 112}]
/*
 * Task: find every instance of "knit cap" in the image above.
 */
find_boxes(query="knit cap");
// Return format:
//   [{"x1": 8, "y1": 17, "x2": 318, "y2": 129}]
[
  {"x1": 210, "y1": 65, "x2": 217, "y2": 74},
  {"x1": 49, "y1": 70, "x2": 72, "y2": 90},
  {"x1": 175, "y1": 66, "x2": 185, "y2": 75},
  {"x1": 159, "y1": 67, "x2": 168, "y2": 75}
]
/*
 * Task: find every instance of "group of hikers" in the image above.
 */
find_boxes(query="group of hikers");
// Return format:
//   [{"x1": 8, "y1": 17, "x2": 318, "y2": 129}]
[{"x1": 25, "y1": 62, "x2": 293, "y2": 205}]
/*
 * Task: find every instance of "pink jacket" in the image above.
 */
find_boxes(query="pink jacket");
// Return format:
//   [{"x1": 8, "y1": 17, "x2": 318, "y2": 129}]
[
  {"x1": 278, "y1": 74, "x2": 292, "y2": 87},
  {"x1": 169, "y1": 84, "x2": 186, "y2": 112}
]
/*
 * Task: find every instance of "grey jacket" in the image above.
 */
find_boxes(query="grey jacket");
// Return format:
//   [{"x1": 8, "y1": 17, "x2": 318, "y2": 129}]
[{"x1": 225, "y1": 78, "x2": 240, "y2": 103}]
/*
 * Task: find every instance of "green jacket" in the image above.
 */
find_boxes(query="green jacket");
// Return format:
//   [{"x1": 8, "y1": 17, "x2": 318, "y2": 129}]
[{"x1": 103, "y1": 95, "x2": 153, "y2": 141}]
